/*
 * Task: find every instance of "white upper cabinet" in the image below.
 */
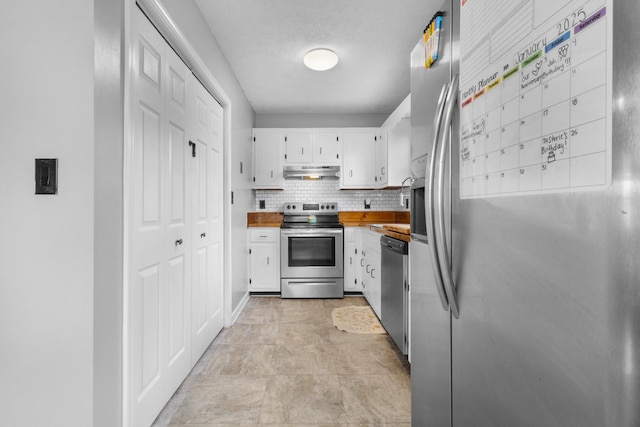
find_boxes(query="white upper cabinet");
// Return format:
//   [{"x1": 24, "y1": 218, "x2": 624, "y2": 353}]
[
  {"x1": 375, "y1": 130, "x2": 388, "y2": 187},
  {"x1": 252, "y1": 129, "x2": 284, "y2": 189},
  {"x1": 283, "y1": 129, "x2": 341, "y2": 165},
  {"x1": 378, "y1": 94, "x2": 411, "y2": 188},
  {"x1": 313, "y1": 131, "x2": 341, "y2": 165},
  {"x1": 341, "y1": 128, "x2": 377, "y2": 189},
  {"x1": 284, "y1": 130, "x2": 313, "y2": 163}
]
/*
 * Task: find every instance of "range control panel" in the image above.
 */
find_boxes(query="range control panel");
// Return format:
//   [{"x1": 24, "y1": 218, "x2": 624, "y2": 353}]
[{"x1": 283, "y1": 202, "x2": 338, "y2": 215}]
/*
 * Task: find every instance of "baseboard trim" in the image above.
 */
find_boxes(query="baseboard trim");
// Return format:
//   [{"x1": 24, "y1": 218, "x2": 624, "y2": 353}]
[{"x1": 231, "y1": 291, "x2": 250, "y2": 325}]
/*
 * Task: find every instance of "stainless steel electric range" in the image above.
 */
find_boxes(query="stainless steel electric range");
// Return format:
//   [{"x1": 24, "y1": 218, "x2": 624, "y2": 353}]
[{"x1": 280, "y1": 202, "x2": 344, "y2": 298}]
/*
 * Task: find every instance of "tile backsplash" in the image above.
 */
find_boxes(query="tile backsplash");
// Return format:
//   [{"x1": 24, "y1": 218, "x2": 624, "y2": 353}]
[{"x1": 254, "y1": 179, "x2": 410, "y2": 211}]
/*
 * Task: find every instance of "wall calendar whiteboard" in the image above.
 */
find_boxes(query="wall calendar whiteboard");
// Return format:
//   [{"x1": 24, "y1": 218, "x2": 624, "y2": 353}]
[{"x1": 459, "y1": 0, "x2": 613, "y2": 199}]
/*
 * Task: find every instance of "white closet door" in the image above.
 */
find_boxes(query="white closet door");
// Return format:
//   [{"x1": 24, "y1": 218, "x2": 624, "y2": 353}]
[
  {"x1": 189, "y1": 75, "x2": 224, "y2": 363},
  {"x1": 206, "y1": 91, "x2": 224, "y2": 345},
  {"x1": 130, "y1": 10, "x2": 168, "y2": 427},
  {"x1": 164, "y1": 44, "x2": 192, "y2": 395},
  {"x1": 129, "y1": 8, "x2": 225, "y2": 426}
]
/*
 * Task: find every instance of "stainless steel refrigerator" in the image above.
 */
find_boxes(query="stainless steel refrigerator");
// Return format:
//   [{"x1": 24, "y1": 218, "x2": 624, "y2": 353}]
[{"x1": 410, "y1": 0, "x2": 639, "y2": 425}]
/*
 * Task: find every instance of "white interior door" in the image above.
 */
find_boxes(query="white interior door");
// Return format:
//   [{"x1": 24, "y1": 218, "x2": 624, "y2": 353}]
[
  {"x1": 189, "y1": 75, "x2": 224, "y2": 364},
  {"x1": 164, "y1": 43, "x2": 192, "y2": 395},
  {"x1": 130, "y1": 10, "x2": 168, "y2": 427},
  {"x1": 206, "y1": 91, "x2": 225, "y2": 343}
]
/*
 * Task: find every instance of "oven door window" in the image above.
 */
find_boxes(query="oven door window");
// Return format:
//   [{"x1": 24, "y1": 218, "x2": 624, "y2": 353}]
[{"x1": 288, "y1": 236, "x2": 335, "y2": 267}]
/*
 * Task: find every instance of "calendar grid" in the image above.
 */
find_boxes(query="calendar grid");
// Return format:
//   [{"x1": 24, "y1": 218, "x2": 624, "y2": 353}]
[{"x1": 459, "y1": 2, "x2": 611, "y2": 199}]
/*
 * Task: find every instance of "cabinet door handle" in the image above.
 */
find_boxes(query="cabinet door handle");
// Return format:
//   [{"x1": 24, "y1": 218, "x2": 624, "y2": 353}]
[
  {"x1": 371, "y1": 268, "x2": 376, "y2": 278},
  {"x1": 350, "y1": 256, "x2": 352, "y2": 265},
  {"x1": 320, "y1": 147, "x2": 323, "y2": 155},
  {"x1": 381, "y1": 166, "x2": 386, "y2": 175},
  {"x1": 301, "y1": 147, "x2": 304, "y2": 155},
  {"x1": 350, "y1": 170, "x2": 353, "y2": 177},
  {"x1": 366, "y1": 264, "x2": 371, "y2": 273},
  {"x1": 360, "y1": 259, "x2": 364, "y2": 267},
  {"x1": 267, "y1": 257, "x2": 270, "y2": 265},
  {"x1": 270, "y1": 170, "x2": 274, "y2": 178}
]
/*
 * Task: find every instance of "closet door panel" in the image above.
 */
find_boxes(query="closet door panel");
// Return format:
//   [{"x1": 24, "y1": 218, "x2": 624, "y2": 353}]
[
  {"x1": 130, "y1": 9, "x2": 168, "y2": 427},
  {"x1": 189, "y1": 77, "x2": 214, "y2": 363},
  {"x1": 164, "y1": 45, "x2": 192, "y2": 396},
  {"x1": 207, "y1": 104, "x2": 224, "y2": 337}
]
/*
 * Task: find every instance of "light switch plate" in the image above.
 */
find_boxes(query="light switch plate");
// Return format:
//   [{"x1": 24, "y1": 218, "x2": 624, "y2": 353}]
[{"x1": 35, "y1": 158, "x2": 58, "y2": 195}]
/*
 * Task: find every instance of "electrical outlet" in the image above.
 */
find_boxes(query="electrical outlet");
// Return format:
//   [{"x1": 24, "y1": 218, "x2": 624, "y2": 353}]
[{"x1": 259, "y1": 200, "x2": 266, "y2": 209}]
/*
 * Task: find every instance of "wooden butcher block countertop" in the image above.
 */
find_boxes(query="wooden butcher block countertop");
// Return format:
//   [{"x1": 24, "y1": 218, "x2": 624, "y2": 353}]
[
  {"x1": 246, "y1": 212, "x2": 283, "y2": 227},
  {"x1": 367, "y1": 223, "x2": 411, "y2": 242},
  {"x1": 247, "y1": 211, "x2": 409, "y2": 228}
]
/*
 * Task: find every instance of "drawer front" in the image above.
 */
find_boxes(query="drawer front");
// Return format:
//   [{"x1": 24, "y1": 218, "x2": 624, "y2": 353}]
[{"x1": 249, "y1": 228, "x2": 278, "y2": 242}]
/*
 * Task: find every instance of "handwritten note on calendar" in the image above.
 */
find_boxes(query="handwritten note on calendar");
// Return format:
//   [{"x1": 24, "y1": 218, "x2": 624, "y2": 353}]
[{"x1": 458, "y1": 0, "x2": 612, "y2": 199}]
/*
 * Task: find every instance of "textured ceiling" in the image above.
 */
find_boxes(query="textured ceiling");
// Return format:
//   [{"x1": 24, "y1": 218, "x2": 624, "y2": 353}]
[{"x1": 195, "y1": 0, "x2": 442, "y2": 115}]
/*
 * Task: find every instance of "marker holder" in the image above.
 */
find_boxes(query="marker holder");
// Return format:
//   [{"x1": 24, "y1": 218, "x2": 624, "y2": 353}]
[{"x1": 424, "y1": 12, "x2": 444, "y2": 69}]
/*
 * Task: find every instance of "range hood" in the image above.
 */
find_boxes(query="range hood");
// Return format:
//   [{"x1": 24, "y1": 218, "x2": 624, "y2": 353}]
[{"x1": 283, "y1": 165, "x2": 340, "y2": 180}]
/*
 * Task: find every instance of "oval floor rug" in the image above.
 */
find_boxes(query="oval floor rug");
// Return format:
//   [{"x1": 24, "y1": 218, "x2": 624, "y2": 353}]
[{"x1": 331, "y1": 305, "x2": 386, "y2": 334}]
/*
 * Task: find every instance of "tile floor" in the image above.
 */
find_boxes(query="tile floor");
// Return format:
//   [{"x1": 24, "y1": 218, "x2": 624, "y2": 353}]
[{"x1": 152, "y1": 296, "x2": 411, "y2": 426}]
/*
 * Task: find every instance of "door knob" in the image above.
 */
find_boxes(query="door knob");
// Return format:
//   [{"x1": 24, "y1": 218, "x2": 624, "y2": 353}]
[{"x1": 175, "y1": 239, "x2": 183, "y2": 246}]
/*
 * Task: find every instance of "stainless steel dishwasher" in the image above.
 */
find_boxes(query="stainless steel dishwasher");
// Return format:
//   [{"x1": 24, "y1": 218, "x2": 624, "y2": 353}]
[{"x1": 380, "y1": 235, "x2": 408, "y2": 354}]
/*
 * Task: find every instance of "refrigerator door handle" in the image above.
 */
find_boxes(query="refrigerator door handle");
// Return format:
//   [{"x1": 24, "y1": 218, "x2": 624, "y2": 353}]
[
  {"x1": 426, "y1": 82, "x2": 450, "y2": 312},
  {"x1": 435, "y1": 74, "x2": 460, "y2": 319}
]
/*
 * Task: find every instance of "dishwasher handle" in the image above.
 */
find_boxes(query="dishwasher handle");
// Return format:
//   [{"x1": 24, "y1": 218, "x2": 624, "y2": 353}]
[{"x1": 380, "y1": 235, "x2": 408, "y2": 255}]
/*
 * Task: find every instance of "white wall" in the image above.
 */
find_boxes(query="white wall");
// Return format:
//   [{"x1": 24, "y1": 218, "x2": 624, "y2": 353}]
[
  {"x1": 159, "y1": 0, "x2": 256, "y2": 312},
  {"x1": 0, "y1": 2, "x2": 94, "y2": 426},
  {"x1": 256, "y1": 113, "x2": 388, "y2": 128}
]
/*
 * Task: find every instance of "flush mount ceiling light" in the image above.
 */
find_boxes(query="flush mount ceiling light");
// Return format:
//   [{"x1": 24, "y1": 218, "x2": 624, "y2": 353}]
[{"x1": 303, "y1": 48, "x2": 339, "y2": 71}]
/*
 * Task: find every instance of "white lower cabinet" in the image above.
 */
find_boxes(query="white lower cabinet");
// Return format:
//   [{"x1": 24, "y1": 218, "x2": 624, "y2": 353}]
[
  {"x1": 248, "y1": 228, "x2": 280, "y2": 292},
  {"x1": 344, "y1": 227, "x2": 362, "y2": 292},
  {"x1": 361, "y1": 229, "x2": 382, "y2": 318}
]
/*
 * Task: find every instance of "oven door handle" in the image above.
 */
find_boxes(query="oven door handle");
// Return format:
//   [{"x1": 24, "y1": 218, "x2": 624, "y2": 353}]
[{"x1": 280, "y1": 228, "x2": 344, "y2": 236}]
